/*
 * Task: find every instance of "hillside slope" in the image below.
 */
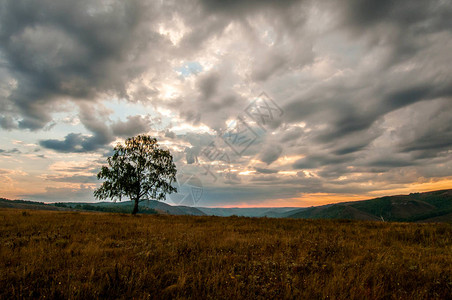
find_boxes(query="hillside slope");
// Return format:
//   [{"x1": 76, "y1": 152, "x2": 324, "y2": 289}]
[
  {"x1": 197, "y1": 207, "x2": 303, "y2": 217},
  {"x1": 0, "y1": 198, "x2": 206, "y2": 216},
  {"x1": 61, "y1": 200, "x2": 206, "y2": 216},
  {"x1": 0, "y1": 198, "x2": 67, "y2": 211},
  {"x1": 287, "y1": 189, "x2": 452, "y2": 222}
]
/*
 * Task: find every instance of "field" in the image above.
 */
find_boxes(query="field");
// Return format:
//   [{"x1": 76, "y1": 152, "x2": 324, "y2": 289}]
[{"x1": 1, "y1": 209, "x2": 451, "y2": 299}]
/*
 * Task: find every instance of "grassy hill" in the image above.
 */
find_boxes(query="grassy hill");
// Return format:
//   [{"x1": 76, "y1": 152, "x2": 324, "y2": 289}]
[
  {"x1": 0, "y1": 198, "x2": 205, "y2": 216},
  {"x1": 0, "y1": 198, "x2": 68, "y2": 211},
  {"x1": 287, "y1": 189, "x2": 452, "y2": 222}
]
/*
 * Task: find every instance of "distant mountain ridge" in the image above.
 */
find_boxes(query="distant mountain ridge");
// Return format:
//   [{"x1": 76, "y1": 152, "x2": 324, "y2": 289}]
[
  {"x1": 1, "y1": 189, "x2": 451, "y2": 222},
  {"x1": 197, "y1": 207, "x2": 305, "y2": 218}
]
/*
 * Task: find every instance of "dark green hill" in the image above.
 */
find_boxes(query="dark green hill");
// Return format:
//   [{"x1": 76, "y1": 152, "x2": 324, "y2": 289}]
[
  {"x1": 0, "y1": 198, "x2": 206, "y2": 216},
  {"x1": 0, "y1": 198, "x2": 67, "y2": 211},
  {"x1": 55, "y1": 200, "x2": 206, "y2": 216},
  {"x1": 287, "y1": 189, "x2": 452, "y2": 222}
]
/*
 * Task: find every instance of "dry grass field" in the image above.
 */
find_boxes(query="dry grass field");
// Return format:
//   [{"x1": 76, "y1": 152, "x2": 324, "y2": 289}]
[{"x1": 1, "y1": 208, "x2": 451, "y2": 299}]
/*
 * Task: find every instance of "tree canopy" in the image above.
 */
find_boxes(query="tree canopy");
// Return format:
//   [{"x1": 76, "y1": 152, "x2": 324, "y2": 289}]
[{"x1": 94, "y1": 135, "x2": 177, "y2": 214}]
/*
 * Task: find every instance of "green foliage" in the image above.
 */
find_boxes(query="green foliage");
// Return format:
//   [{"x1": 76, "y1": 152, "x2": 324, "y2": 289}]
[{"x1": 94, "y1": 135, "x2": 177, "y2": 214}]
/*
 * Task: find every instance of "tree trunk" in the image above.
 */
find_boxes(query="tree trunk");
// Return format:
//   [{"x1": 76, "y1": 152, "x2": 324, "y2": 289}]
[{"x1": 132, "y1": 198, "x2": 139, "y2": 215}]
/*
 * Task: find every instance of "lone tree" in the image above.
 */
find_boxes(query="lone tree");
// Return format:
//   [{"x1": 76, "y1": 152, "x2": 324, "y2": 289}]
[{"x1": 94, "y1": 135, "x2": 177, "y2": 215}]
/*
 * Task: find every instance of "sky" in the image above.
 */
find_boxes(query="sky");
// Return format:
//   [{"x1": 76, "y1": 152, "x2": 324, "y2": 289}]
[{"x1": 0, "y1": 0, "x2": 451, "y2": 207}]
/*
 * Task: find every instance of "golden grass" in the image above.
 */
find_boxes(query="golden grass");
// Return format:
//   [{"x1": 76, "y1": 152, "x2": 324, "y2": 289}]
[{"x1": 1, "y1": 209, "x2": 451, "y2": 299}]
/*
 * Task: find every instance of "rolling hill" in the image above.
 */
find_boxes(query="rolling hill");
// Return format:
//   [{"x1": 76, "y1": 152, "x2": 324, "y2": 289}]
[
  {"x1": 0, "y1": 198, "x2": 205, "y2": 216},
  {"x1": 1, "y1": 189, "x2": 451, "y2": 221},
  {"x1": 0, "y1": 198, "x2": 68, "y2": 211},
  {"x1": 286, "y1": 189, "x2": 452, "y2": 222},
  {"x1": 197, "y1": 207, "x2": 304, "y2": 218}
]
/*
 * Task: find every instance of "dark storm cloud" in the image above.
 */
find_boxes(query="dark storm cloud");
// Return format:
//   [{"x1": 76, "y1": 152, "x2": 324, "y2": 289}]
[
  {"x1": 1, "y1": 0, "x2": 452, "y2": 205},
  {"x1": 0, "y1": 0, "x2": 166, "y2": 129},
  {"x1": 186, "y1": 0, "x2": 450, "y2": 203},
  {"x1": 339, "y1": 0, "x2": 452, "y2": 32},
  {"x1": 39, "y1": 133, "x2": 100, "y2": 153},
  {"x1": 278, "y1": 0, "x2": 452, "y2": 149},
  {"x1": 396, "y1": 100, "x2": 452, "y2": 159},
  {"x1": 200, "y1": 0, "x2": 301, "y2": 15}
]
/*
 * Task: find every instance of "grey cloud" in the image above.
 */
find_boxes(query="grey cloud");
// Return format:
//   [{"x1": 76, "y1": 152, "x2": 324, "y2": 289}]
[
  {"x1": 0, "y1": 148, "x2": 20, "y2": 156},
  {"x1": 39, "y1": 110, "x2": 152, "y2": 153},
  {"x1": 2, "y1": 0, "x2": 452, "y2": 205},
  {"x1": 0, "y1": 116, "x2": 17, "y2": 130},
  {"x1": 111, "y1": 115, "x2": 151, "y2": 137},
  {"x1": 366, "y1": 158, "x2": 416, "y2": 168},
  {"x1": 39, "y1": 133, "x2": 97, "y2": 153},
  {"x1": 200, "y1": 0, "x2": 302, "y2": 15},
  {"x1": 293, "y1": 154, "x2": 355, "y2": 170},
  {"x1": 198, "y1": 73, "x2": 220, "y2": 100},
  {"x1": 250, "y1": 175, "x2": 280, "y2": 183},
  {"x1": 185, "y1": 147, "x2": 199, "y2": 164},
  {"x1": 45, "y1": 174, "x2": 98, "y2": 183},
  {"x1": 39, "y1": 104, "x2": 114, "y2": 153},
  {"x1": 340, "y1": 0, "x2": 452, "y2": 33},
  {"x1": 252, "y1": 53, "x2": 287, "y2": 82},
  {"x1": 279, "y1": 127, "x2": 304, "y2": 143},
  {"x1": 164, "y1": 130, "x2": 176, "y2": 139},
  {"x1": 252, "y1": 38, "x2": 314, "y2": 82},
  {"x1": 0, "y1": 0, "x2": 168, "y2": 129},
  {"x1": 21, "y1": 185, "x2": 96, "y2": 202},
  {"x1": 396, "y1": 100, "x2": 452, "y2": 159},
  {"x1": 179, "y1": 68, "x2": 244, "y2": 131},
  {"x1": 254, "y1": 167, "x2": 279, "y2": 174},
  {"x1": 259, "y1": 145, "x2": 283, "y2": 165}
]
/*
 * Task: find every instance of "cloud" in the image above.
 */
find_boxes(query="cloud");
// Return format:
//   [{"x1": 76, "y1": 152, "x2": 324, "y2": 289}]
[
  {"x1": 0, "y1": 0, "x2": 170, "y2": 129},
  {"x1": 1, "y1": 0, "x2": 451, "y2": 205},
  {"x1": 395, "y1": 99, "x2": 452, "y2": 159},
  {"x1": 39, "y1": 133, "x2": 98, "y2": 153},
  {"x1": 259, "y1": 145, "x2": 283, "y2": 165},
  {"x1": 0, "y1": 148, "x2": 20, "y2": 156},
  {"x1": 292, "y1": 154, "x2": 354, "y2": 170},
  {"x1": 22, "y1": 185, "x2": 96, "y2": 202},
  {"x1": 254, "y1": 167, "x2": 279, "y2": 174},
  {"x1": 39, "y1": 104, "x2": 114, "y2": 153},
  {"x1": 111, "y1": 115, "x2": 152, "y2": 137},
  {"x1": 45, "y1": 174, "x2": 98, "y2": 184}
]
